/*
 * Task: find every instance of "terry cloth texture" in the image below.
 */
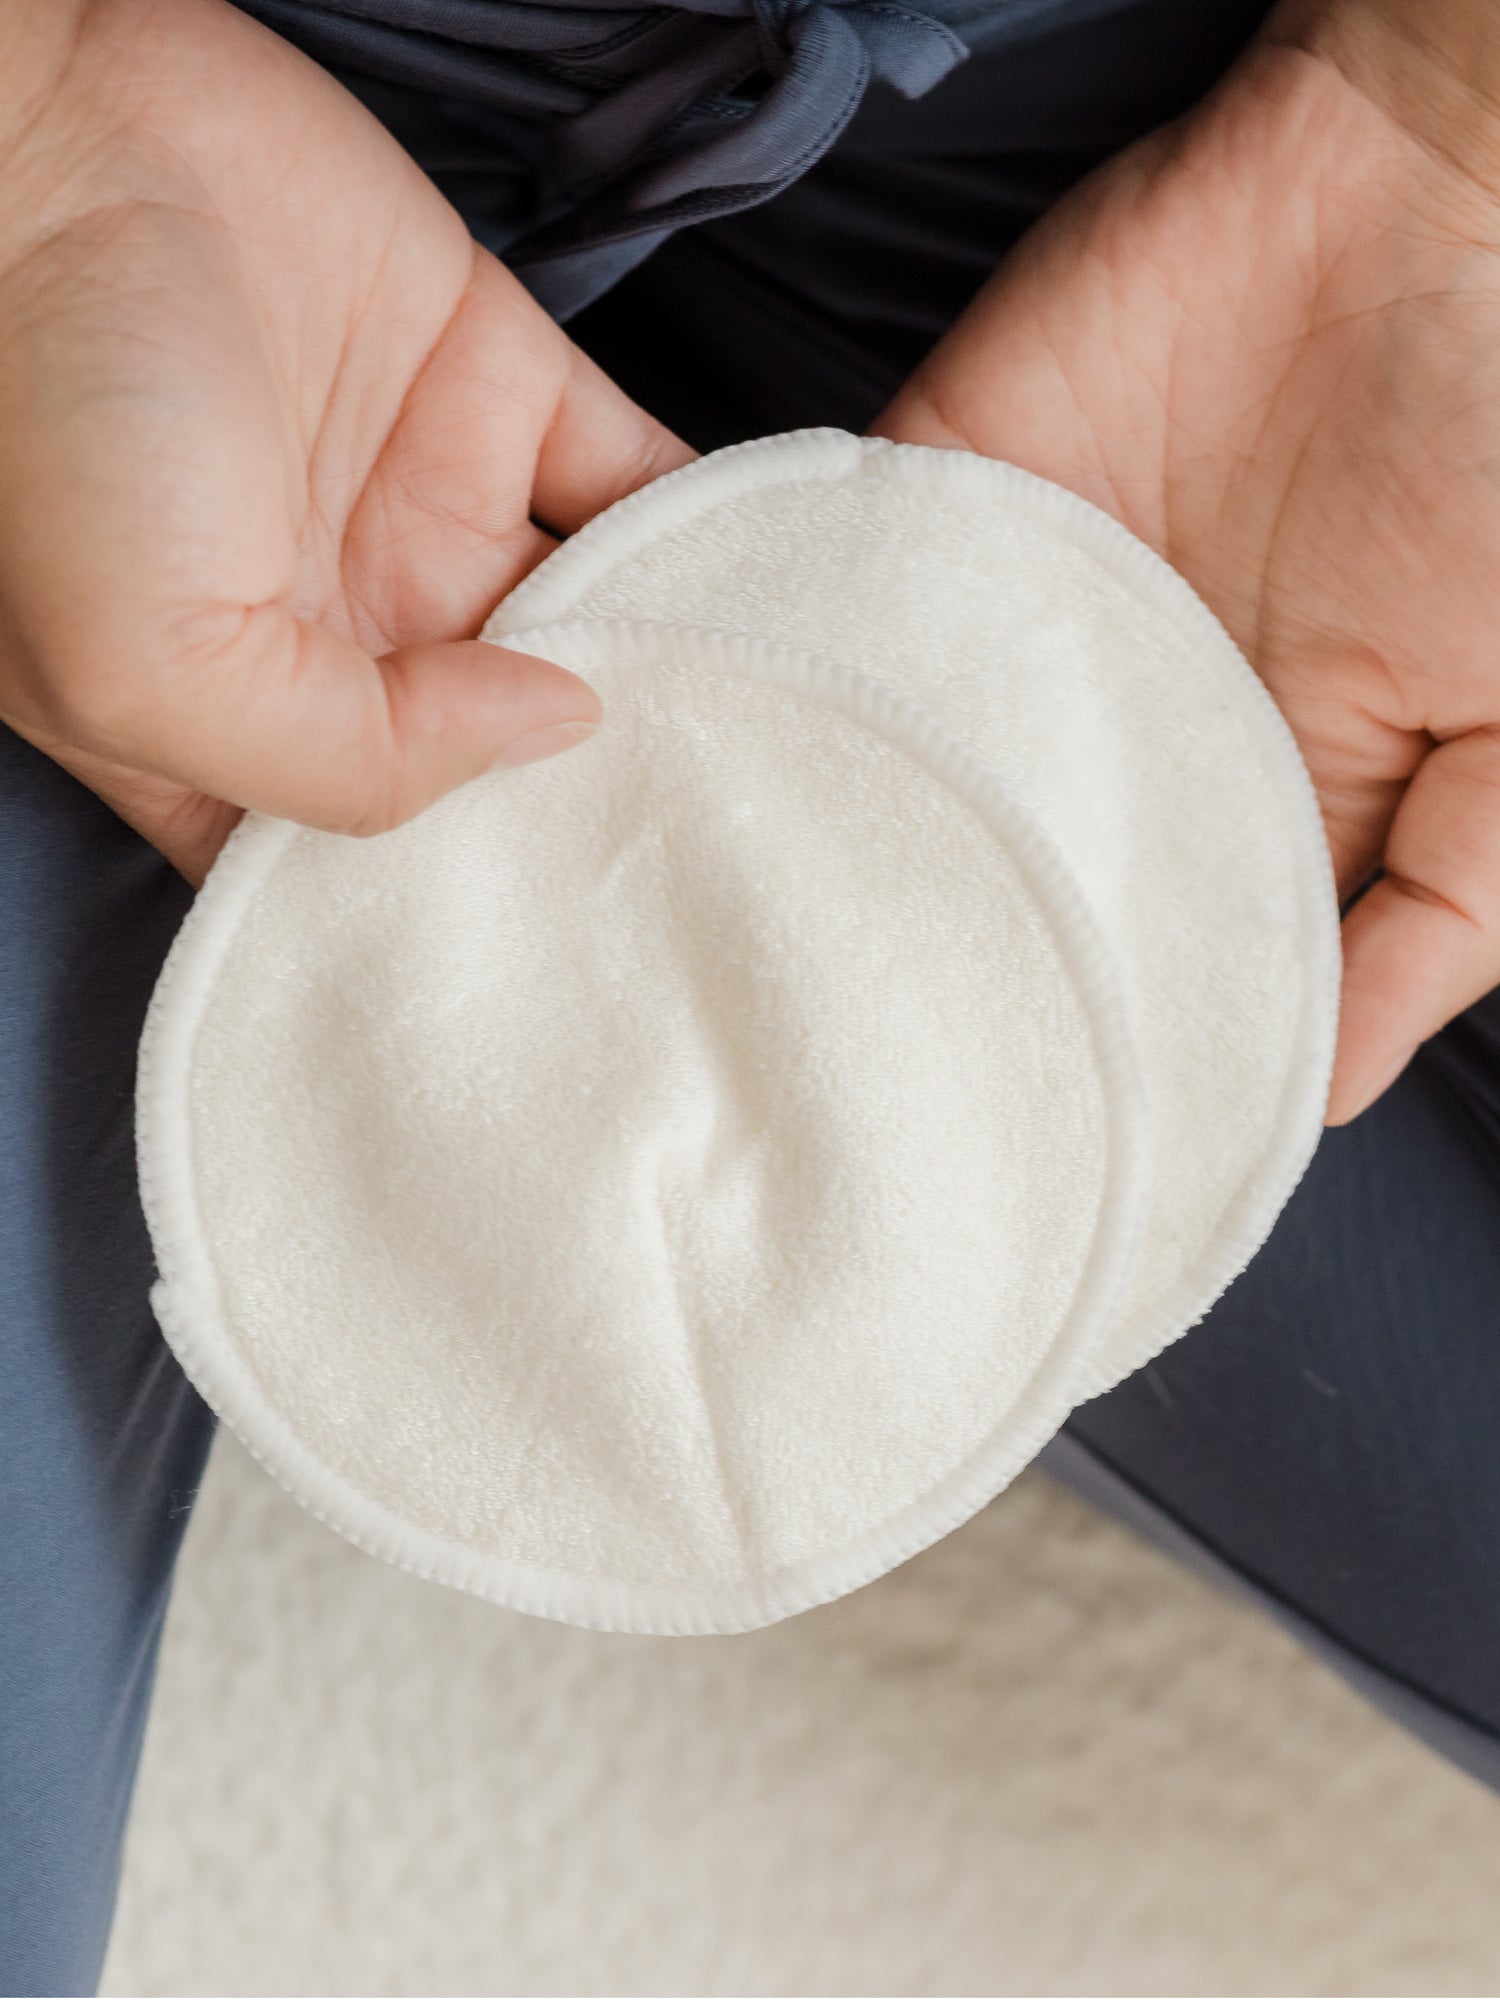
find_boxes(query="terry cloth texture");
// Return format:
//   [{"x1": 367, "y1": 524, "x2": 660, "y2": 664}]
[
  {"x1": 490, "y1": 430, "x2": 1341, "y2": 1395},
  {"x1": 137, "y1": 433, "x2": 1336, "y2": 1634},
  {"x1": 137, "y1": 625, "x2": 1146, "y2": 1634}
]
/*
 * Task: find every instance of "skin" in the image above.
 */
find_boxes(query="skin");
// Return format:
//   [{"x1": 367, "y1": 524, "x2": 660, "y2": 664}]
[
  {"x1": 878, "y1": 0, "x2": 1500, "y2": 1123},
  {"x1": 5, "y1": 0, "x2": 1499, "y2": 1122},
  {"x1": 0, "y1": 0, "x2": 691, "y2": 882}
]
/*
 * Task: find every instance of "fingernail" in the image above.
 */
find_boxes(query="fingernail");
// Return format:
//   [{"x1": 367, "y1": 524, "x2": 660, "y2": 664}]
[{"x1": 492, "y1": 717, "x2": 598, "y2": 770}]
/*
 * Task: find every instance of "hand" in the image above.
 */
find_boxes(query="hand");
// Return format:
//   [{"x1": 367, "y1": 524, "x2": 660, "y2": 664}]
[
  {"x1": 0, "y1": 0, "x2": 690, "y2": 882},
  {"x1": 877, "y1": 0, "x2": 1500, "y2": 1123}
]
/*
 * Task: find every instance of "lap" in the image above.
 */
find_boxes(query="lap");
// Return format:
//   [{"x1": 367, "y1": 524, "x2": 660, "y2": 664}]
[
  {"x1": 1063, "y1": 1008, "x2": 1500, "y2": 1749},
  {"x1": 0, "y1": 729, "x2": 213, "y2": 1996}
]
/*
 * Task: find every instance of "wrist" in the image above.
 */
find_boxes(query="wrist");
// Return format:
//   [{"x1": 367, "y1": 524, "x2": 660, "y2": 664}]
[{"x1": 1265, "y1": 0, "x2": 1500, "y2": 197}]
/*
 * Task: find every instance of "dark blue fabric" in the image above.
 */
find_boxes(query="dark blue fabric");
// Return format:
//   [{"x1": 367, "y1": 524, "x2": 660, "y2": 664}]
[
  {"x1": 1061, "y1": 998, "x2": 1500, "y2": 1745},
  {"x1": 231, "y1": 0, "x2": 1148, "y2": 313},
  {"x1": 566, "y1": 0, "x2": 1272, "y2": 435},
  {"x1": 1037, "y1": 1429, "x2": 1500, "y2": 1794},
  {"x1": 0, "y1": 735, "x2": 213, "y2": 1998}
]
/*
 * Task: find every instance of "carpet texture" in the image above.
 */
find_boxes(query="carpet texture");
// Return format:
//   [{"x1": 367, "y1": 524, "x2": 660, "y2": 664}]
[{"x1": 102, "y1": 1434, "x2": 1500, "y2": 1998}]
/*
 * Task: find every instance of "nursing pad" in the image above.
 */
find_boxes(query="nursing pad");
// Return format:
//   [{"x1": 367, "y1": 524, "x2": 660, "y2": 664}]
[
  {"x1": 138, "y1": 623, "x2": 1148, "y2": 1634},
  {"x1": 139, "y1": 431, "x2": 1339, "y2": 1633},
  {"x1": 487, "y1": 431, "x2": 1341, "y2": 1395}
]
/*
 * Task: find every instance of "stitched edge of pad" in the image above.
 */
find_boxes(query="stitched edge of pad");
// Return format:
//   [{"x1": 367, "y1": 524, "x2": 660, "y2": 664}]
[
  {"x1": 485, "y1": 431, "x2": 1342, "y2": 1397},
  {"x1": 137, "y1": 621, "x2": 1151, "y2": 1634}
]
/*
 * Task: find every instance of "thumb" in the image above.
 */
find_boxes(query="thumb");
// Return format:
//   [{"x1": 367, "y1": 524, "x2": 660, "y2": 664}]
[
  {"x1": 1327, "y1": 726, "x2": 1500, "y2": 1123},
  {"x1": 31, "y1": 606, "x2": 598, "y2": 871},
  {"x1": 160, "y1": 616, "x2": 602, "y2": 834}
]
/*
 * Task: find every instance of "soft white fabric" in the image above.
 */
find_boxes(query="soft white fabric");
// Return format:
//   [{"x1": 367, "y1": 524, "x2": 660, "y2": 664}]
[
  {"x1": 489, "y1": 430, "x2": 1340, "y2": 1393},
  {"x1": 138, "y1": 430, "x2": 1338, "y2": 1633},
  {"x1": 138, "y1": 625, "x2": 1144, "y2": 1633}
]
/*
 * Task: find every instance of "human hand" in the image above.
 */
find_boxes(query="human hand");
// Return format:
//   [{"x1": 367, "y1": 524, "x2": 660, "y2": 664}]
[
  {"x1": 0, "y1": 0, "x2": 690, "y2": 882},
  {"x1": 877, "y1": 0, "x2": 1500, "y2": 1123}
]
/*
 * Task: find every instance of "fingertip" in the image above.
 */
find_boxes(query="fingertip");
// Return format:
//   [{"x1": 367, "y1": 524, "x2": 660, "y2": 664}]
[
  {"x1": 382, "y1": 637, "x2": 600, "y2": 767},
  {"x1": 467, "y1": 639, "x2": 603, "y2": 733},
  {"x1": 1322, "y1": 876, "x2": 1452, "y2": 1125},
  {"x1": 490, "y1": 715, "x2": 599, "y2": 770},
  {"x1": 533, "y1": 345, "x2": 696, "y2": 537},
  {"x1": 1324, "y1": 1044, "x2": 1414, "y2": 1126}
]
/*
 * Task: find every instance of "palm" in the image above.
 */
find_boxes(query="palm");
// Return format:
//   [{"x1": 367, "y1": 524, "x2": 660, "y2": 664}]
[
  {"x1": 880, "y1": 35, "x2": 1500, "y2": 1121},
  {"x1": 0, "y1": 0, "x2": 684, "y2": 875}
]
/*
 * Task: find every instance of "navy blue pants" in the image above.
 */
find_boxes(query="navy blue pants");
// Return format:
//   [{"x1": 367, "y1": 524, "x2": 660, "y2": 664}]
[{"x1": 6, "y1": 1, "x2": 1500, "y2": 1991}]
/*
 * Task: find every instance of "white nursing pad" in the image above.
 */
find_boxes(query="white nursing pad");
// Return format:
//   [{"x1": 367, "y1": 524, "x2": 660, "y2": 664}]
[
  {"x1": 487, "y1": 431, "x2": 1340, "y2": 1395},
  {"x1": 138, "y1": 623, "x2": 1148, "y2": 1634}
]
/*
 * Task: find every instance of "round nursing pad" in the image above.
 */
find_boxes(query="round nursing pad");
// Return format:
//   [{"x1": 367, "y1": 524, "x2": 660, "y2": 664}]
[
  {"x1": 487, "y1": 431, "x2": 1340, "y2": 1395},
  {"x1": 139, "y1": 624, "x2": 1147, "y2": 1633}
]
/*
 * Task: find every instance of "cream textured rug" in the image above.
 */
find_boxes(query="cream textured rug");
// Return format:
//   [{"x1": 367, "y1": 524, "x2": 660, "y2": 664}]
[{"x1": 103, "y1": 1434, "x2": 1500, "y2": 1997}]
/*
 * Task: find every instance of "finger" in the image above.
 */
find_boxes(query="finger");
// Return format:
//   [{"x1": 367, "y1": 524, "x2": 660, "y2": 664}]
[
  {"x1": 342, "y1": 252, "x2": 694, "y2": 647},
  {"x1": 1327, "y1": 726, "x2": 1500, "y2": 1123},
  {"x1": 871, "y1": 266, "x2": 1132, "y2": 528},
  {"x1": 531, "y1": 336, "x2": 697, "y2": 539},
  {"x1": 873, "y1": 373, "x2": 977, "y2": 453},
  {"x1": 45, "y1": 609, "x2": 600, "y2": 840}
]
